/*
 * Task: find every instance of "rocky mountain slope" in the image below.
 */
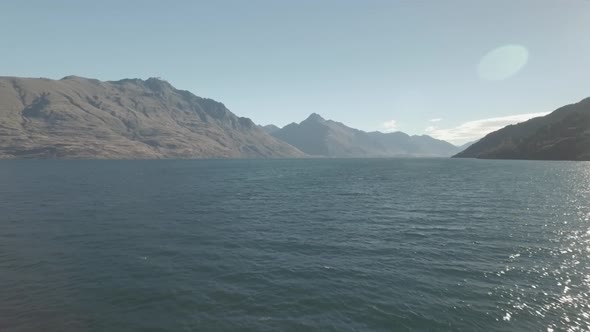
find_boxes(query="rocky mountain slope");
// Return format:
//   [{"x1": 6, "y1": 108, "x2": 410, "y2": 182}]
[
  {"x1": 0, "y1": 76, "x2": 303, "y2": 159},
  {"x1": 271, "y1": 113, "x2": 460, "y2": 157},
  {"x1": 453, "y1": 97, "x2": 590, "y2": 160}
]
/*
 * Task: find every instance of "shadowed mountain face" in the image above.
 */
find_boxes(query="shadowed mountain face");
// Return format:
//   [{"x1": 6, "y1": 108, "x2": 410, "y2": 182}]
[
  {"x1": 0, "y1": 76, "x2": 303, "y2": 159},
  {"x1": 271, "y1": 113, "x2": 460, "y2": 157},
  {"x1": 454, "y1": 97, "x2": 590, "y2": 160}
]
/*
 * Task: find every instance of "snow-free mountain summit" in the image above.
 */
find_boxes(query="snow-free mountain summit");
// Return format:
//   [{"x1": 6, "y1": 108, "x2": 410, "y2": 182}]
[{"x1": 270, "y1": 113, "x2": 460, "y2": 157}]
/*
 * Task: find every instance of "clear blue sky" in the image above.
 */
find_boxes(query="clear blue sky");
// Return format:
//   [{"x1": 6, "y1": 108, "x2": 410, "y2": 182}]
[{"x1": 1, "y1": 0, "x2": 589, "y2": 144}]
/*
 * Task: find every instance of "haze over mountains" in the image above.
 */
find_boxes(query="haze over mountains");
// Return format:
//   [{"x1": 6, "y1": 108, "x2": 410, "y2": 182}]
[
  {"x1": 454, "y1": 97, "x2": 590, "y2": 160},
  {"x1": 271, "y1": 113, "x2": 460, "y2": 157}
]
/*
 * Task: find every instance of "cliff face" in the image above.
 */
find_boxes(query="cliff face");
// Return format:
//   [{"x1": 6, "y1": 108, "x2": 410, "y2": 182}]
[
  {"x1": 454, "y1": 97, "x2": 590, "y2": 161},
  {"x1": 0, "y1": 76, "x2": 303, "y2": 159}
]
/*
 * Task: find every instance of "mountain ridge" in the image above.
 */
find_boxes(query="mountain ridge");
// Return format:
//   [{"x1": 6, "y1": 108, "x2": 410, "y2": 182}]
[
  {"x1": 453, "y1": 97, "x2": 590, "y2": 160},
  {"x1": 270, "y1": 114, "x2": 460, "y2": 157},
  {"x1": 258, "y1": 124, "x2": 280, "y2": 134},
  {"x1": 0, "y1": 76, "x2": 303, "y2": 159}
]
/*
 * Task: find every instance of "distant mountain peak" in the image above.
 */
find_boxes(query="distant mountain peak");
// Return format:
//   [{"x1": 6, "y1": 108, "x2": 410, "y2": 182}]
[
  {"x1": 258, "y1": 124, "x2": 281, "y2": 134},
  {"x1": 271, "y1": 114, "x2": 459, "y2": 157},
  {"x1": 304, "y1": 113, "x2": 326, "y2": 122}
]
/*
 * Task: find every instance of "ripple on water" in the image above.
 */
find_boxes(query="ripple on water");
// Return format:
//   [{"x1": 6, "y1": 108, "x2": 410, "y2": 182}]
[{"x1": 0, "y1": 159, "x2": 589, "y2": 331}]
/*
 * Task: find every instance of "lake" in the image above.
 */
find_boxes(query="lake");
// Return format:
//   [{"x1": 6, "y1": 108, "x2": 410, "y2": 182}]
[{"x1": 1, "y1": 159, "x2": 589, "y2": 331}]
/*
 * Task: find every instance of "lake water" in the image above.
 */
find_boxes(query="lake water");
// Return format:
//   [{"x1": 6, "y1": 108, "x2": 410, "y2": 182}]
[{"x1": 1, "y1": 159, "x2": 589, "y2": 331}]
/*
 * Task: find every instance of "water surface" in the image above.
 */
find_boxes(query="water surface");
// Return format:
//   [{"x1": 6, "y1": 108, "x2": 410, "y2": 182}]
[{"x1": 1, "y1": 159, "x2": 589, "y2": 331}]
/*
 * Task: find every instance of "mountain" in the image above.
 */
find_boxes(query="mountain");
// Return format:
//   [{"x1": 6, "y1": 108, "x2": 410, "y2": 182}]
[
  {"x1": 258, "y1": 124, "x2": 280, "y2": 134},
  {"x1": 453, "y1": 97, "x2": 590, "y2": 160},
  {"x1": 458, "y1": 140, "x2": 479, "y2": 151},
  {"x1": 271, "y1": 113, "x2": 460, "y2": 157},
  {"x1": 0, "y1": 76, "x2": 303, "y2": 159}
]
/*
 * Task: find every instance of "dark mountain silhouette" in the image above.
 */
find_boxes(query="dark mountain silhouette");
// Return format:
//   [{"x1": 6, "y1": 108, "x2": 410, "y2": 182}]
[
  {"x1": 271, "y1": 113, "x2": 460, "y2": 157},
  {"x1": 454, "y1": 97, "x2": 590, "y2": 160},
  {"x1": 0, "y1": 76, "x2": 303, "y2": 159}
]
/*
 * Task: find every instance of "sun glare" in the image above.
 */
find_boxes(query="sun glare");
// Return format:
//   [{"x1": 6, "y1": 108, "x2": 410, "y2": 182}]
[{"x1": 478, "y1": 44, "x2": 529, "y2": 81}]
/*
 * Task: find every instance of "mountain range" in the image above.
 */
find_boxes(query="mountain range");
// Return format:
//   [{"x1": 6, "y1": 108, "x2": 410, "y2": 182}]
[
  {"x1": 6, "y1": 75, "x2": 588, "y2": 161},
  {"x1": 0, "y1": 76, "x2": 303, "y2": 159},
  {"x1": 270, "y1": 113, "x2": 460, "y2": 157},
  {"x1": 0, "y1": 76, "x2": 463, "y2": 159},
  {"x1": 454, "y1": 97, "x2": 590, "y2": 160}
]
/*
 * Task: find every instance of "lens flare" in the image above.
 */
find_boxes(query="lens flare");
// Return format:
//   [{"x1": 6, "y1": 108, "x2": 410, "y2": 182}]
[{"x1": 478, "y1": 44, "x2": 529, "y2": 81}]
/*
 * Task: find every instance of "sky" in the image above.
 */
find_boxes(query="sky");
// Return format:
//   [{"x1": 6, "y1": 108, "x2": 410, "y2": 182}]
[{"x1": 1, "y1": 0, "x2": 589, "y2": 144}]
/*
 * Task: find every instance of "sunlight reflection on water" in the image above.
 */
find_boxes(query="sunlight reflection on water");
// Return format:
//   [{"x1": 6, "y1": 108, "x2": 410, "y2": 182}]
[{"x1": 495, "y1": 167, "x2": 590, "y2": 331}]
